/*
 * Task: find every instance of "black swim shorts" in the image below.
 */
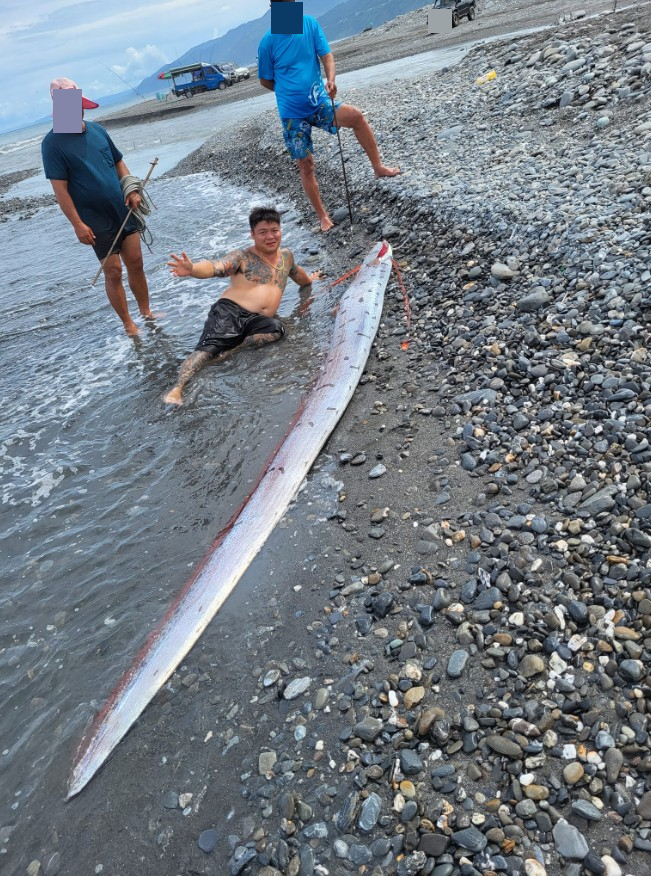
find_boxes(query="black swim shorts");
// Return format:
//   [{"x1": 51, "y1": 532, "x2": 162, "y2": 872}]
[
  {"x1": 195, "y1": 298, "x2": 285, "y2": 357},
  {"x1": 92, "y1": 218, "x2": 139, "y2": 262}
]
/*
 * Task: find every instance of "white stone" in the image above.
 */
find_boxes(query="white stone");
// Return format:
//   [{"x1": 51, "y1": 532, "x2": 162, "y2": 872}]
[
  {"x1": 568, "y1": 634, "x2": 587, "y2": 652},
  {"x1": 550, "y1": 653, "x2": 569, "y2": 673},
  {"x1": 524, "y1": 860, "x2": 547, "y2": 876},
  {"x1": 404, "y1": 661, "x2": 422, "y2": 681},
  {"x1": 600, "y1": 856, "x2": 622, "y2": 876},
  {"x1": 283, "y1": 677, "x2": 311, "y2": 700}
]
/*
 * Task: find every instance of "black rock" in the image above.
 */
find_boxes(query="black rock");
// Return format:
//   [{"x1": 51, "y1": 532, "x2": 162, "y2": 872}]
[
  {"x1": 371, "y1": 591, "x2": 394, "y2": 618},
  {"x1": 451, "y1": 826, "x2": 487, "y2": 852},
  {"x1": 400, "y1": 749, "x2": 424, "y2": 775}
]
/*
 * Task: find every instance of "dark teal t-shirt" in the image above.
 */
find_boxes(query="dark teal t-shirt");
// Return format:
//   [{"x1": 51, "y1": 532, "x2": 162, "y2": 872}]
[{"x1": 41, "y1": 121, "x2": 128, "y2": 234}]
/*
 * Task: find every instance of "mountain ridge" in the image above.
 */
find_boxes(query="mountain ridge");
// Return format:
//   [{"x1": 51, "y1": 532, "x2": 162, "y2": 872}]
[{"x1": 135, "y1": 0, "x2": 432, "y2": 95}]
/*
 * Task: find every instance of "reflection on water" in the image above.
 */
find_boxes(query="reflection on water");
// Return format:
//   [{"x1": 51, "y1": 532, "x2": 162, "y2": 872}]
[{"x1": 0, "y1": 168, "x2": 333, "y2": 860}]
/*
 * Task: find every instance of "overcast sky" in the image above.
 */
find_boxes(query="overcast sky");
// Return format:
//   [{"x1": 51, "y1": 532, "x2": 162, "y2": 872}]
[{"x1": 0, "y1": 0, "x2": 270, "y2": 133}]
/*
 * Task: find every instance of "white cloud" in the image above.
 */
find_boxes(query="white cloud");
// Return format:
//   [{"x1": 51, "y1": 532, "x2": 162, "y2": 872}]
[
  {"x1": 112, "y1": 44, "x2": 169, "y2": 82},
  {"x1": 0, "y1": 0, "x2": 270, "y2": 132}
]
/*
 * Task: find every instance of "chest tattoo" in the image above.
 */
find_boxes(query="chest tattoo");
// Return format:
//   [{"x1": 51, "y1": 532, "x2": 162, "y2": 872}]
[{"x1": 241, "y1": 251, "x2": 292, "y2": 290}]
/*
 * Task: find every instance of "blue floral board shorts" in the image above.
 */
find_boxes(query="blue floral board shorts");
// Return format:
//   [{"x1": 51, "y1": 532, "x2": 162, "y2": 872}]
[{"x1": 281, "y1": 100, "x2": 343, "y2": 160}]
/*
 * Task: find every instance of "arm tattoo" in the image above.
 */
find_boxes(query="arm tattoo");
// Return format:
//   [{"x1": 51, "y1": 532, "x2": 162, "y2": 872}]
[{"x1": 211, "y1": 249, "x2": 243, "y2": 278}]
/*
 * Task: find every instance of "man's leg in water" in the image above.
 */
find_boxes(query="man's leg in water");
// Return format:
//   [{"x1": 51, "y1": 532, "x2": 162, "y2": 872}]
[
  {"x1": 334, "y1": 104, "x2": 400, "y2": 178},
  {"x1": 240, "y1": 331, "x2": 283, "y2": 350},
  {"x1": 103, "y1": 253, "x2": 140, "y2": 336},
  {"x1": 164, "y1": 351, "x2": 214, "y2": 405},
  {"x1": 296, "y1": 154, "x2": 334, "y2": 233},
  {"x1": 120, "y1": 232, "x2": 158, "y2": 319},
  {"x1": 163, "y1": 331, "x2": 282, "y2": 405}
]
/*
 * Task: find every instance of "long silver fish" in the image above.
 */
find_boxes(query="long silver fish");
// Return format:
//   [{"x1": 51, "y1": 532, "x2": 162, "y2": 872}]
[{"x1": 67, "y1": 240, "x2": 393, "y2": 798}]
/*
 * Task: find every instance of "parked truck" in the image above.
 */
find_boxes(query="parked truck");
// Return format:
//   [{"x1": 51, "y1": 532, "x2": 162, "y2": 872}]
[{"x1": 170, "y1": 63, "x2": 229, "y2": 98}]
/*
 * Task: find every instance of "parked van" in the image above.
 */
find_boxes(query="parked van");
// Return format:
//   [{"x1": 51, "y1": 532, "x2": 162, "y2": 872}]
[{"x1": 170, "y1": 63, "x2": 229, "y2": 98}]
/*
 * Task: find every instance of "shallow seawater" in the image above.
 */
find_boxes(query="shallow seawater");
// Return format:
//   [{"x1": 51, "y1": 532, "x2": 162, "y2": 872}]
[{"x1": 0, "y1": 167, "x2": 334, "y2": 833}]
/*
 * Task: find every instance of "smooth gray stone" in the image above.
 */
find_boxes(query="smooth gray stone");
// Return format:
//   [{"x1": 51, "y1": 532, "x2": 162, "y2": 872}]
[
  {"x1": 474, "y1": 587, "x2": 501, "y2": 610},
  {"x1": 552, "y1": 821, "x2": 589, "y2": 859},
  {"x1": 453, "y1": 389, "x2": 497, "y2": 406},
  {"x1": 452, "y1": 826, "x2": 487, "y2": 852},
  {"x1": 579, "y1": 486, "x2": 617, "y2": 513},
  {"x1": 358, "y1": 792, "x2": 382, "y2": 832},
  {"x1": 447, "y1": 649, "x2": 469, "y2": 678},
  {"x1": 620, "y1": 659, "x2": 643, "y2": 682},
  {"x1": 486, "y1": 735, "x2": 523, "y2": 758},
  {"x1": 349, "y1": 844, "x2": 373, "y2": 865},
  {"x1": 354, "y1": 716, "x2": 384, "y2": 742},
  {"x1": 198, "y1": 829, "x2": 219, "y2": 853},
  {"x1": 369, "y1": 463, "x2": 387, "y2": 479},
  {"x1": 400, "y1": 749, "x2": 424, "y2": 775},
  {"x1": 517, "y1": 290, "x2": 551, "y2": 311},
  {"x1": 571, "y1": 800, "x2": 601, "y2": 821}
]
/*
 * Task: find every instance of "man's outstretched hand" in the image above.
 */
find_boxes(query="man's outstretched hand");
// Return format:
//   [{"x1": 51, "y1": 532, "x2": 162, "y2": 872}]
[{"x1": 168, "y1": 252, "x2": 194, "y2": 277}]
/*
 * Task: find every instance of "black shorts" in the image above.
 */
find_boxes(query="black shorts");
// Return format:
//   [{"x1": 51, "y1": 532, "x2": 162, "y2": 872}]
[
  {"x1": 92, "y1": 219, "x2": 139, "y2": 262},
  {"x1": 195, "y1": 298, "x2": 285, "y2": 357}
]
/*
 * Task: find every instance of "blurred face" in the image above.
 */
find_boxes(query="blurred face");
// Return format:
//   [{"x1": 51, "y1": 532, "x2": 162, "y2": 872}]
[{"x1": 251, "y1": 220, "x2": 281, "y2": 253}]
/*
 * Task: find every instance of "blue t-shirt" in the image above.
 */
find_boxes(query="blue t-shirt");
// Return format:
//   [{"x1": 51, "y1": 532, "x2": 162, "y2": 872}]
[
  {"x1": 258, "y1": 15, "x2": 331, "y2": 119},
  {"x1": 41, "y1": 121, "x2": 128, "y2": 234}
]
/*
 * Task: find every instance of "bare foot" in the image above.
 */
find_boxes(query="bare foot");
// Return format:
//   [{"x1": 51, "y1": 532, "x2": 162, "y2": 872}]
[
  {"x1": 163, "y1": 387, "x2": 183, "y2": 405},
  {"x1": 319, "y1": 214, "x2": 334, "y2": 232},
  {"x1": 124, "y1": 321, "x2": 141, "y2": 336},
  {"x1": 142, "y1": 310, "x2": 166, "y2": 320},
  {"x1": 374, "y1": 165, "x2": 401, "y2": 178}
]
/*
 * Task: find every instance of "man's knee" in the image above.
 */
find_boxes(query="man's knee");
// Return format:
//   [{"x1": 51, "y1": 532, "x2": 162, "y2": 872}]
[
  {"x1": 124, "y1": 254, "x2": 144, "y2": 274},
  {"x1": 337, "y1": 104, "x2": 364, "y2": 128},
  {"x1": 296, "y1": 155, "x2": 315, "y2": 176},
  {"x1": 104, "y1": 262, "x2": 122, "y2": 285}
]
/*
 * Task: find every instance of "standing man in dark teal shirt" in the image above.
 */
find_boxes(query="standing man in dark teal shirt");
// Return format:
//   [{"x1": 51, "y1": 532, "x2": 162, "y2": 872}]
[
  {"x1": 258, "y1": 0, "x2": 399, "y2": 231},
  {"x1": 42, "y1": 78, "x2": 156, "y2": 336}
]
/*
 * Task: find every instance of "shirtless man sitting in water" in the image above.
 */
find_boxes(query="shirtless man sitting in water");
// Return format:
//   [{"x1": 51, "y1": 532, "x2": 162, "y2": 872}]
[{"x1": 164, "y1": 206, "x2": 322, "y2": 405}]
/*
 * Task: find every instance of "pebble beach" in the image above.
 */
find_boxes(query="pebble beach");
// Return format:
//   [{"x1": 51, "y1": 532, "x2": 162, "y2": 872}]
[
  {"x1": 6, "y1": 2, "x2": 651, "y2": 875},
  {"x1": 158, "y1": 4, "x2": 651, "y2": 875}
]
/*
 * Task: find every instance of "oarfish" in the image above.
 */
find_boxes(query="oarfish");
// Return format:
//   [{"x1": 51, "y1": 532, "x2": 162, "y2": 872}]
[{"x1": 67, "y1": 240, "x2": 393, "y2": 798}]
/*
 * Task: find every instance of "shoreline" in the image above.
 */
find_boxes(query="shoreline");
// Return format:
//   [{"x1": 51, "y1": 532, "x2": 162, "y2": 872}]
[{"x1": 8, "y1": 2, "x2": 651, "y2": 875}]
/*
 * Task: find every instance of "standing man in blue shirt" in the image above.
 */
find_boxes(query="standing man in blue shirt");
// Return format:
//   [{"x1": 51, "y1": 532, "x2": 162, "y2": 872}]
[
  {"x1": 258, "y1": 0, "x2": 399, "y2": 232},
  {"x1": 42, "y1": 78, "x2": 156, "y2": 336}
]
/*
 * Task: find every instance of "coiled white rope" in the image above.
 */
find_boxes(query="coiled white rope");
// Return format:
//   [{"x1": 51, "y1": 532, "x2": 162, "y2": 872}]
[{"x1": 120, "y1": 174, "x2": 154, "y2": 247}]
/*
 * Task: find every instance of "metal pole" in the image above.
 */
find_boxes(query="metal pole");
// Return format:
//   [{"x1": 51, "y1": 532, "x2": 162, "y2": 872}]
[
  {"x1": 91, "y1": 157, "x2": 159, "y2": 286},
  {"x1": 331, "y1": 97, "x2": 354, "y2": 226}
]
